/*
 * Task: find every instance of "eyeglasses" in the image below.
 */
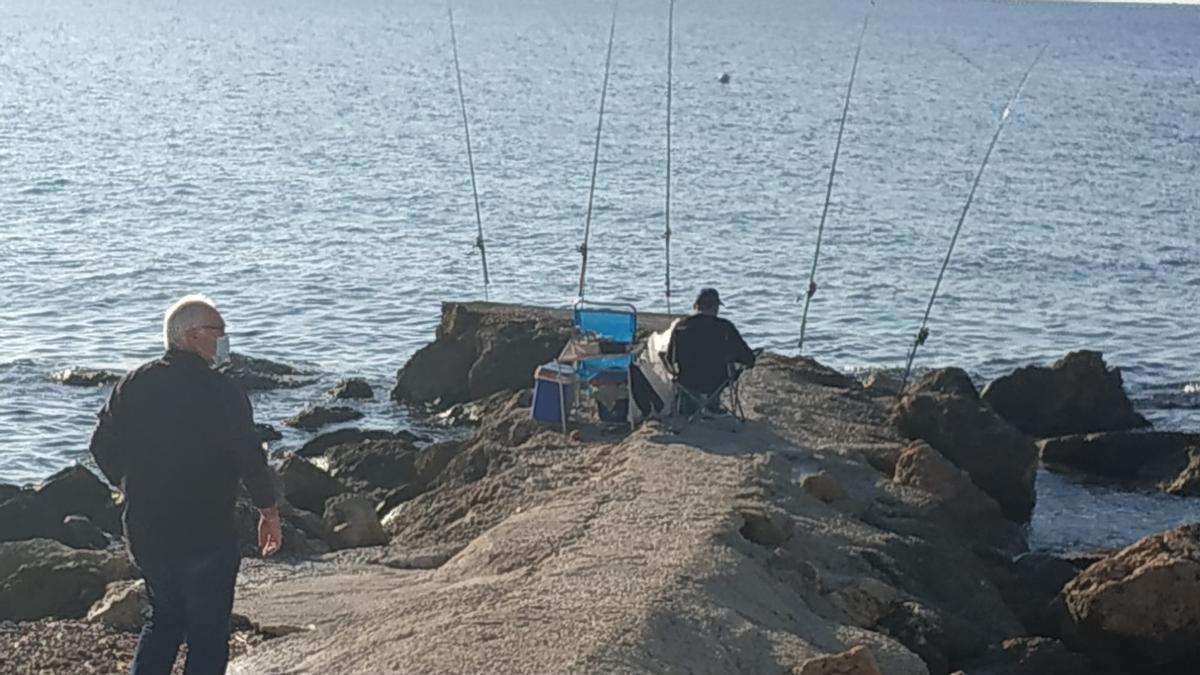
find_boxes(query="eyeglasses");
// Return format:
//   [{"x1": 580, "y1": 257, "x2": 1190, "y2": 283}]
[{"x1": 191, "y1": 324, "x2": 226, "y2": 335}]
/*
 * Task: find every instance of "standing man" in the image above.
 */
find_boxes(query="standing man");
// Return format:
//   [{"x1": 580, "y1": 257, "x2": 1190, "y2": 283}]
[
  {"x1": 89, "y1": 294, "x2": 282, "y2": 675},
  {"x1": 666, "y1": 288, "x2": 757, "y2": 413}
]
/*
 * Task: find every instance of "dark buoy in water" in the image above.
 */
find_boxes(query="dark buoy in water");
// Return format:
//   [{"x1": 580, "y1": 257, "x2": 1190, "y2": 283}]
[{"x1": 719, "y1": 72, "x2": 731, "y2": 84}]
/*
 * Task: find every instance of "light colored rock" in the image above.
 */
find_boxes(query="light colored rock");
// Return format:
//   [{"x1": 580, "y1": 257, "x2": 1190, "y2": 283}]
[
  {"x1": 0, "y1": 539, "x2": 136, "y2": 621},
  {"x1": 803, "y1": 472, "x2": 848, "y2": 502},
  {"x1": 738, "y1": 505, "x2": 793, "y2": 547},
  {"x1": 86, "y1": 580, "x2": 146, "y2": 632},
  {"x1": 826, "y1": 578, "x2": 899, "y2": 628},
  {"x1": 796, "y1": 645, "x2": 883, "y2": 675},
  {"x1": 1061, "y1": 523, "x2": 1200, "y2": 667}
]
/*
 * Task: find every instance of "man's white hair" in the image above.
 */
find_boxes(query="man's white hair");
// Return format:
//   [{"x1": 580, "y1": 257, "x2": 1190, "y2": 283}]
[{"x1": 163, "y1": 294, "x2": 219, "y2": 350}]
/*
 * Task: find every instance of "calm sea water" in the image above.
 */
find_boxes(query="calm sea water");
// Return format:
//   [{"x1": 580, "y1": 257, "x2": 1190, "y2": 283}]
[{"x1": 2, "y1": 0, "x2": 1198, "y2": 550}]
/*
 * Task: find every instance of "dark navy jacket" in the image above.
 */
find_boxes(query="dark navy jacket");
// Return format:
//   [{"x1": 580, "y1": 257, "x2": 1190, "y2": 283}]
[{"x1": 89, "y1": 350, "x2": 275, "y2": 562}]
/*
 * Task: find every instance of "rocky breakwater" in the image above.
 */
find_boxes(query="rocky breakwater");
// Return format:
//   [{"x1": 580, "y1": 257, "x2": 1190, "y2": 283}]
[{"x1": 225, "y1": 303, "x2": 1155, "y2": 674}]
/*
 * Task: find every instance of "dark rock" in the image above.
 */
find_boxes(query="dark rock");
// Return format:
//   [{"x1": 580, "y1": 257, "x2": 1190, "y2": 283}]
[
  {"x1": 279, "y1": 455, "x2": 347, "y2": 514},
  {"x1": 59, "y1": 516, "x2": 109, "y2": 551},
  {"x1": 0, "y1": 539, "x2": 136, "y2": 621},
  {"x1": 862, "y1": 370, "x2": 904, "y2": 398},
  {"x1": 221, "y1": 352, "x2": 315, "y2": 391},
  {"x1": 323, "y1": 494, "x2": 388, "y2": 550},
  {"x1": 980, "y1": 351, "x2": 1149, "y2": 438},
  {"x1": 0, "y1": 491, "x2": 61, "y2": 543},
  {"x1": 958, "y1": 637, "x2": 1100, "y2": 675},
  {"x1": 718, "y1": 72, "x2": 731, "y2": 84},
  {"x1": 892, "y1": 441, "x2": 1019, "y2": 550},
  {"x1": 328, "y1": 378, "x2": 374, "y2": 400},
  {"x1": 0, "y1": 484, "x2": 19, "y2": 503},
  {"x1": 327, "y1": 439, "x2": 419, "y2": 491},
  {"x1": 233, "y1": 499, "x2": 326, "y2": 559},
  {"x1": 1161, "y1": 447, "x2": 1200, "y2": 496},
  {"x1": 392, "y1": 303, "x2": 570, "y2": 407},
  {"x1": 892, "y1": 370, "x2": 1039, "y2": 522},
  {"x1": 994, "y1": 553, "x2": 1080, "y2": 636},
  {"x1": 1037, "y1": 431, "x2": 1200, "y2": 482},
  {"x1": 878, "y1": 600, "x2": 990, "y2": 675},
  {"x1": 1060, "y1": 523, "x2": 1200, "y2": 668},
  {"x1": 278, "y1": 503, "x2": 334, "y2": 550},
  {"x1": 296, "y1": 428, "x2": 423, "y2": 458},
  {"x1": 255, "y1": 423, "x2": 283, "y2": 444},
  {"x1": 908, "y1": 368, "x2": 979, "y2": 400},
  {"x1": 36, "y1": 465, "x2": 112, "y2": 522},
  {"x1": 50, "y1": 368, "x2": 122, "y2": 387},
  {"x1": 283, "y1": 405, "x2": 364, "y2": 432}
]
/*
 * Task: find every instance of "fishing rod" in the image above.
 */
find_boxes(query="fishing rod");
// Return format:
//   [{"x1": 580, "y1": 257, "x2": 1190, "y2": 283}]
[
  {"x1": 898, "y1": 43, "x2": 1048, "y2": 393},
  {"x1": 664, "y1": 0, "x2": 675, "y2": 314},
  {"x1": 577, "y1": 2, "x2": 619, "y2": 301},
  {"x1": 797, "y1": 1, "x2": 874, "y2": 354},
  {"x1": 447, "y1": 2, "x2": 490, "y2": 301}
]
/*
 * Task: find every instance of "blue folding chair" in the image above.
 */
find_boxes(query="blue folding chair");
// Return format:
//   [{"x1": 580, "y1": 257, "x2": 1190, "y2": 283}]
[{"x1": 570, "y1": 300, "x2": 638, "y2": 430}]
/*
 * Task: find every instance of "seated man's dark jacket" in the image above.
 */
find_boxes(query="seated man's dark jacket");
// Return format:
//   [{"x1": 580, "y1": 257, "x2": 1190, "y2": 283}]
[
  {"x1": 89, "y1": 349, "x2": 276, "y2": 563},
  {"x1": 667, "y1": 313, "x2": 756, "y2": 395}
]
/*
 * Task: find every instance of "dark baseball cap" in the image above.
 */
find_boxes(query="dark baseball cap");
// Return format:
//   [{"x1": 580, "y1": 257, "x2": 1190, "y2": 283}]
[{"x1": 695, "y1": 288, "x2": 723, "y2": 308}]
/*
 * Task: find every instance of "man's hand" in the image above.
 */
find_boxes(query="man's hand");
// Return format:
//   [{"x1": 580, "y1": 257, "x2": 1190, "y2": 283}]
[{"x1": 257, "y1": 507, "x2": 283, "y2": 557}]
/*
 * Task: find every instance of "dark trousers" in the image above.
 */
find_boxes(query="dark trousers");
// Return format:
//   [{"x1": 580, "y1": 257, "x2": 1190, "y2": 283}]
[{"x1": 131, "y1": 541, "x2": 241, "y2": 675}]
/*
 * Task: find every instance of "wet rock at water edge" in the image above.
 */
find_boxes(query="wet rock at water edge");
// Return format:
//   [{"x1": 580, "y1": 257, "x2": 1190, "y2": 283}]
[
  {"x1": 222, "y1": 352, "x2": 316, "y2": 391},
  {"x1": 50, "y1": 368, "x2": 122, "y2": 387},
  {"x1": 328, "y1": 378, "x2": 374, "y2": 400},
  {"x1": 296, "y1": 428, "x2": 425, "y2": 458},
  {"x1": 284, "y1": 405, "x2": 364, "y2": 432},
  {"x1": 980, "y1": 351, "x2": 1149, "y2": 438},
  {"x1": 256, "y1": 423, "x2": 283, "y2": 444}
]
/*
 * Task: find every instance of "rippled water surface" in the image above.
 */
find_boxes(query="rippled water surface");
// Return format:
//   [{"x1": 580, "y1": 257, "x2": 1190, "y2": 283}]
[{"x1": 2, "y1": 0, "x2": 1198, "y2": 549}]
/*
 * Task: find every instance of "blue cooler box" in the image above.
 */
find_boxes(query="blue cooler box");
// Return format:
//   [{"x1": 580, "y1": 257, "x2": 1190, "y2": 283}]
[{"x1": 532, "y1": 362, "x2": 577, "y2": 425}]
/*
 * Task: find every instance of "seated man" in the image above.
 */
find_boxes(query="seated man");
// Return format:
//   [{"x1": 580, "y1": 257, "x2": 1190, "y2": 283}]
[{"x1": 666, "y1": 288, "x2": 756, "y2": 413}]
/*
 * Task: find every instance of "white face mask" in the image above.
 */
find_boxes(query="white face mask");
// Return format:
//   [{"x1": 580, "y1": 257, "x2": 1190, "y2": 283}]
[{"x1": 214, "y1": 335, "x2": 231, "y2": 368}]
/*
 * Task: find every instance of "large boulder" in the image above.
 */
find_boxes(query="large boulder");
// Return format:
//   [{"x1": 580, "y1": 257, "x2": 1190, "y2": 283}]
[
  {"x1": 391, "y1": 303, "x2": 571, "y2": 407},
  {"x1": 279, "y1": 455, "x2": 348, "y2": 514},
  {"x1": 284, "y1": 405, "x2": 364, "y2": 431},
  {"x1": 1059, "y1": 523, "x2": 1200, "y2": 667},
  {"x1": 980, "y1": 351, "x2": 1149, "y2": 438},
  {"x1": 0, "y1": 539, "x2": 136, "y2": 621},
  {"x1": 36, "y1": 465, "x2": 112, "y2": 522},
  {"x1": 892, "y1": 369, "x2": 1039, "y2": 522},
  {"x1": 326, "y1": 439, "x2": 420, "y2": 491},
  {"x1": 1037, "y1": 431, "x2": 1200, "y2": 482},
  {"x1": 86, "y1": 580, "x2": 146, "y2": 632},
  {"x1": 892, "y1": 441, "x2": 1016, "y2": 549},
  {"x1": 323, "y1": 495, "x2": 388, "y2": 550}
]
